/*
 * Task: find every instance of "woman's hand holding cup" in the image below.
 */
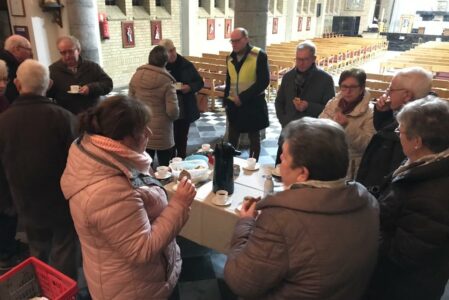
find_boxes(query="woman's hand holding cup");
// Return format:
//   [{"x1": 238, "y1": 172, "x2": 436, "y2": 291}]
[{"x1": 172, "y1": 177, "x2": 196, "y2": 208}]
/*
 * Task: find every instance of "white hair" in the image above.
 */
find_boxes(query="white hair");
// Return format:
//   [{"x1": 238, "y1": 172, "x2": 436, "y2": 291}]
[
  {"x1": 297, "y1": 40, "x2": 317, "y2": 56},
  {"x1": 0, "y1": 60, "x2": 7, "y2": 79},
  {"x1": 4, "y1": 35, "x2": 30, "y2": 52},
  {"x1": 394, "y1": 67, "x2": 433, "y2": 99},
  {"x1": 16, "y1": 59, "x2": 49, "y2": 95}
]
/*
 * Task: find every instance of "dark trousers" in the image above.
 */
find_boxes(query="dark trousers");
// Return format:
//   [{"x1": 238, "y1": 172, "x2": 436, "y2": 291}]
[
  {"x1": 275, "y1": 135, "x2": 284, "y2": 165},
  {"x1": 0, "y1": 213, "x2": 18, "y2": 258},
  {"x1": 25, "y1": 223, "x2": 78, "y2": 279},
  {"x1": 228, "y1": 124, "x2": 261, "y2": 160},
  {"x1": 147, "y1": 148, "x2": 174, "y2": 167},
  {"x1": 173, "y1": 119, "x2": 191, "y2": 159}
]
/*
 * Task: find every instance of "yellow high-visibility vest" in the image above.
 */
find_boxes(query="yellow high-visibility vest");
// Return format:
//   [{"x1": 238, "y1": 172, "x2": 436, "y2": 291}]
[{"x1": 227, "y1": 47, "x2": 260, "y2": 101}]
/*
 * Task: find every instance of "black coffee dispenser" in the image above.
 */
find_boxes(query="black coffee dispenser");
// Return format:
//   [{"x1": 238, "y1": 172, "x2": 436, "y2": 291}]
[{"x1": 213, "y1": 140, "x2": 241, "y2": 194}]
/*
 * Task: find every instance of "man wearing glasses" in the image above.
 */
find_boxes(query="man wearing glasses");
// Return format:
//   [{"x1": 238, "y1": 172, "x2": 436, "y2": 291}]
[
  {"x1": 274, "y1": 40, "x2": 335, "y2": 164},
  {"x1": 224, "y1": 28, "x2": 270, "y2": 161},
  {"x1": 48, "y1": 35, "x2": 113, "y2": 115},
  {"x1": 357, "y1": 67, "x2": 433, "y2": 197},
  {"x1": 0, "y1": 35, "x2": 33, "y2": 103}
]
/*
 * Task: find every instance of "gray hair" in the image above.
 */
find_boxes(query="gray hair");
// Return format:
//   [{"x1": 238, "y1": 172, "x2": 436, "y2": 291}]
[
  {"x1": 0, "y1": 60, "x2": 7, "y2": 79},
  {"x1": 56, "y1": 35, "x2": 81, "y2": 51},
  {"x1": 234, "y1": 27, "x2": 249, "y2": 38},
  {"x1": 283, "y1": 117, "x2": 349, "y2": 181},
  {"x1": 16, "y1": 59, "x2": 49, "y2": 95},
  {"x1": 394, "y1": 67, "x2": 432, "y2": 99},
  {"x1": 4, "y1": 35, "x2": 30, "y2": 52},
  {"x1": 397, "y1": 96, "x2": 449, "y2": 153},
  {"x1": 296, "y1": 40, "x2": 316, "y2": 56},
  {"x1": 148, "y1": 45, "x2": 168, "y2": 67}
]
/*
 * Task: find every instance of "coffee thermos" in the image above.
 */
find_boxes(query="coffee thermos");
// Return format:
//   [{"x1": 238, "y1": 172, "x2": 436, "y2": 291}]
[{"x1": 213, "y1": 141, "x2": 241, "y2": 194}]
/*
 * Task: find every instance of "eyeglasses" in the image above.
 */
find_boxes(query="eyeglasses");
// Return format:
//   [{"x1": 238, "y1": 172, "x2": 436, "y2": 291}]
[
  {"x1": 387, "y1": 87, "x2": 405, "y2": 95},
  {"x1": 59, "y1": 48, "x2": 77, "y2": 55},
  {"x1": 340, "y1": 85, "x2": 360, "y2": 91},
  {"x1": 294, "y1": 57, "x2": 313, "y2": 63},
  {"x1": 394, "y1": 127, "x2": 406, "y2": 136},
  {"x1": 230, "y1": 37, "x2": 244, "y2": 43}
]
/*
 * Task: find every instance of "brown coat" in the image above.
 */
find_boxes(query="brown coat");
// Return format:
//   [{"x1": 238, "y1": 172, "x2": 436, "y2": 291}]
[
  {"x1": 224, "y1": 180, "x2": 379, "y2": 300},
  {"x1": 61, "y1": 136, "x2": 189, "y2": 300},
  {"x1": 129, "y1": 64, "x2": 179, "y2": 150}
]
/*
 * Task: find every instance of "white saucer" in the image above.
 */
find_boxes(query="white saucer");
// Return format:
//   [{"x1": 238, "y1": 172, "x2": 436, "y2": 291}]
[
  {"x1": 211, "y1": 197, "x2": 232, "y2": 206},
  {"x1": 155, "y1": 171, "x2": 172, "y2": 180},
  {"x1": 67, "y1": 91, "x2": 79, "y2": 94},
  {"x1": 242, "y1": 163, "x2": 260, "y2": 171},
  {"x1": 271, "y1": 169, "x2": 281, "y2": 177}
]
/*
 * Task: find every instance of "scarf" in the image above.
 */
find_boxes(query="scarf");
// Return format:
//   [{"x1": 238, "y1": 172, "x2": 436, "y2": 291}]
[
  {"x1": 393, "y1": 147, "x2": 449, "y2": 177},
  {"x1": 89, "y1": 134, "x2": 152, "y2": 175},
  {"x1": 338, "y1": 92, "x2": 364, "y2": 115}
]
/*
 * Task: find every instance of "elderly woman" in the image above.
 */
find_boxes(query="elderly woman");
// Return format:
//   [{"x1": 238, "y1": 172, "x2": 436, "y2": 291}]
[
  {"x1": 60, "y1": 96, "x2": 196, "y2": 299},
  {"x1": 225, "y1": 117, "x2": 379, "y2": 300},
  {"x1": 0, "y1": 60, "x2": 8, "y2": 112},
  {"x1": 366, "y1": 97, "x2": 449, "y2": 300},
  {"x1": 319, "y1": 68, "x2": 375, "y2": 179},
  {"x1": 129, "y1": 45, "x2": 179, "y2": 167}
]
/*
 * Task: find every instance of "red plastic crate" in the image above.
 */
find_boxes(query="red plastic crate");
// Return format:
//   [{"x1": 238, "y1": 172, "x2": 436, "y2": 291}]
[{"x1": 0, "y1": 257, "x2": 77, "y2": 300}]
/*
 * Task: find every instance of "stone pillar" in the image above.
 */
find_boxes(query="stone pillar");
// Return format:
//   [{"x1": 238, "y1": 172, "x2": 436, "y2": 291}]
[
  {"x1": 285, "y1": 0, "x2": 298, "y2": 41},
  {"x1": 66, "y1": 0, "x2": 102, "y2": 64},
  {"x1": 180, "y1": 0, "x2": 198, "y2": 55},
  {"x1": 234, "y1": 0, "x2": 269, "y2": 49}
]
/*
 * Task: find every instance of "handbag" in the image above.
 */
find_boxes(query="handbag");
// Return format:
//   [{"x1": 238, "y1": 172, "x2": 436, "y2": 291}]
[{"x1": 196, "y1": 93, "x2": 208, "y2": 113}]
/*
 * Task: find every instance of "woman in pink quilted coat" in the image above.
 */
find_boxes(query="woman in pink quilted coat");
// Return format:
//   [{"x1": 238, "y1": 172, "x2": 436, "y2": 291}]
[{"x1": 61, "y1": 95, "x2": 196, "y2": 300}]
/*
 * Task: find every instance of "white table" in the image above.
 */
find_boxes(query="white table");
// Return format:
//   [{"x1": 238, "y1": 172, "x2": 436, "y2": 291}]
[{"x1": 166, "y1": 157, "x2": 283, "y2": 253}]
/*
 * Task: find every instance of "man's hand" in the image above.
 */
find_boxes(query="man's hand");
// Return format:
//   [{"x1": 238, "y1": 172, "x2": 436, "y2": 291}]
[
  {"x1": 375, "y1": 93, "x2": 391, "y2": 112},
  {"x1": 293, "y1": 97, "x2": 308, "y2": 112},
  {"x1": 181, "y1": 84, "x2": 191, "y2": 94},
  {"x1": 233, "y1": 95, "x2": 242, "y2": 107},
  {"x1": 79, "y1": 85, "x2": 90, "y2": 95}
]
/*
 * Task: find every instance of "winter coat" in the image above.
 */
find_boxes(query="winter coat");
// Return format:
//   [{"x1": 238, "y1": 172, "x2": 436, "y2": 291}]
[
  {"x1": 166, "y1": 54, "x2": 204, "y2": 123},
  {"x1": 224, "y1": 44, "x2": 270, "y2": 132},
  {"x1": 129, "y1": 64, "x2": 179, "y2": 150},
  {"x1": 0, "y1": 94, "x2": 77, "y2": 226},
  {"x1": 365, "y1": 150, "x2": 449, "y2": 300},
  {"x1": 275, "y1": 64, "x2": 335, "y2": 128},
  {"x1": 48, "y1": 57, "x2": 113, "y2": 115},
  {"x1": 356, "y1": 109, "x2": 405, "y2": 197},
  {"x1": 319, "y1": 90, "x2": 375, "y2": 179},
  {"x1": 60, "y1": 135, "x2": 189, "y2": 300},
  {"x1": 224, "y1": 180, "x2": 379, "y2": 300}
]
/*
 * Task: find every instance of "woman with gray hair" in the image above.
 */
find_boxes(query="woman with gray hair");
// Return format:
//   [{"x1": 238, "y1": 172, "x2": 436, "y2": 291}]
[
  {"x1": 366, "y1": 96, "x2": 449, "y2": 300},
  {"x1": 129, "y1": 45, "x2": 179, "y2": 167}
]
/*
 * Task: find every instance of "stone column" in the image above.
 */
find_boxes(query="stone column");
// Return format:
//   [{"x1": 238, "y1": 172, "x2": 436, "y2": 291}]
[
  {"x1": 285, "y1": 0, "x2": 298, "y2": 41},
  {"x1": 180, "y1": 0, "x2": 198, "y2": 55},
  {"x1": 65, "y1": 0, "x2": 102, "y2": 64},
  {"x1": 234, "y1": 0, "x2": 269, "y2": 49}
]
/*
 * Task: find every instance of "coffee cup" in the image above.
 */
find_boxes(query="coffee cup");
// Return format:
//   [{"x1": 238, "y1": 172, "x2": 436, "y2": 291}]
[
  {"x1": 201, "y1": 143, "x2": 211, "y2": 151},
  {"x1": 214, "y1": 190, "x2": 229, "y2": 205},
  {"x1": 156, "y1": 166, "x2": 169, "y2": 178},
  {"x1": 170, "y1": 157, "x2": 183, "y2": 164},
  {"x1": 175, "y1": 82, "x2": 183, "y2": 90},
  {"x1": 70, "y1": 85, "x2": 80, "y2": 93},
  {"x1": 246, "y1": 157, "x2": 257, "y2": 169}
]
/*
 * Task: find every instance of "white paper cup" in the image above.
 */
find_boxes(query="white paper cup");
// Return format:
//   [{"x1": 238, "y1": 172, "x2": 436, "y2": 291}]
[
  {"x1": 70, "y1": 85, "x2": 80, "y2": 93},
  {"x1": 156, "y1": 166, "x2": 169, "y2": 177},
  {"x1": 170, "y1": 157, "x2": 183, "y2": 164},
  {"x1": 246, "y1": 157, "x2": 256, "y2": 169},
  {"x1": 215, "y1": 190, "x2": 229, "y2": 205},
  {"x1": 175, "y1": 82, "x2": 182, "y2": 90},
  {"x1": 201, "y1": 143, "x2": 211, "y2": 151}
]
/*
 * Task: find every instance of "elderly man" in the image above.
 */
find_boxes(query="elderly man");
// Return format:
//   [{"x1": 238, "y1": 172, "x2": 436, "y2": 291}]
[
  {"x1": 275, "y1": 40, "x2": 335, "y2": 164},
  {"x1": 160, "y1": 39, "x2": 204, "y2": 158},
  {"x1": 48, "y1": 35, "x2": 113, "y2": 115},
  {"x1": 224, "y1": 28, "x2": 270, "y2": 160},
  {"x1": 224, "y1": 117, "x2": 379, "y2": 300},
  {"x1": 0, "y1": 34, "x2": 32, "y2": 103},
  {"x1": 356, "y1": 67, "x2": 432, "y2": 197},
  {"x1": 0, "y1": 59, "x2": 78, "y2": 278}
]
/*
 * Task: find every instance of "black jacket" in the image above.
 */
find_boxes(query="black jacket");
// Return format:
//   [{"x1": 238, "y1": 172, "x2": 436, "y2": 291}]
[
  {"x1": 356, "y1": 109, "x2": 405, "y2": 197},
  {"x1": 0, "y1": 49, "x2": 19, "y2": 103},
  {"x1": 0, "y1": 94, "x2": 77, "y2": 227},
  {"x1": 166, "y1": 54, "x2": 204, "y2": 123},
  {"x1": 224, "y1": 44, "x2": 270, "y2": 132},
  {"x1": 366, "y1": 153, "x2": 449, "y2": 300},
  {"x1": 48, "y1": 57, "x2": 113, "y2": 115}
]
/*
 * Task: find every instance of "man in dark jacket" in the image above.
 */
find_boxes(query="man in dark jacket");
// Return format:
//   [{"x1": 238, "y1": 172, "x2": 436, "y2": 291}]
[
  {"x1": 0, "y1": 35, "x2": 33, "y2": 103},
  {"x1": 48, "y1": 35, "x2": 113, "y2": 115},
  {"x1": 356, "y1": 67, "x2": 432, "y2": 197},
  {"x1": 0, "y1": 59, "x2": 78, "y2": 278},
  {"x1": 160, "y1": 39, "x2": 204, "y2": 158},
  {"x1": 274, "y1": 40, "x2": 335, "y2": 164},
  {"x1": 224, "y1": 28, "x2": 270, "y2": 160}
]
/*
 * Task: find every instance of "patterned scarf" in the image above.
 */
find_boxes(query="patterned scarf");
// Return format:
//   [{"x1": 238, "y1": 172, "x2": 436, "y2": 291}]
[
  {"x1": 338, "y1": 92, "x2": 364, "y2": 115},
  {"x1": 89, "y1": 134, "x2": 152, "y2": 175}
]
